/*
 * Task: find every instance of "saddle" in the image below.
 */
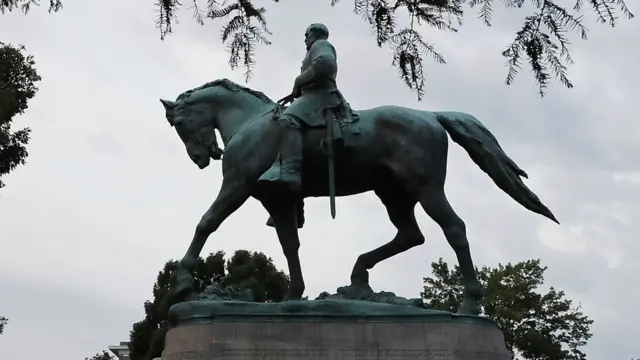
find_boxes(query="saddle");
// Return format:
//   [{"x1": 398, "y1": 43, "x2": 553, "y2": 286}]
[{"x1": 274, "y1": 92, "x2": 361, "y2": 150}]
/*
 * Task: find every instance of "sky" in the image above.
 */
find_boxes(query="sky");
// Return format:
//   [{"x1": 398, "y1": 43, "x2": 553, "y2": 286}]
[{"x1": 0, "y1": 0, "x2": 638, "y2": 359}]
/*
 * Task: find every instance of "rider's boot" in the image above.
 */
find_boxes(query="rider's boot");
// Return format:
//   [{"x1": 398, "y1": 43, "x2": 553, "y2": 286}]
[{"x1": 258, "y1": 122, "x2": 303, "y2": 194}]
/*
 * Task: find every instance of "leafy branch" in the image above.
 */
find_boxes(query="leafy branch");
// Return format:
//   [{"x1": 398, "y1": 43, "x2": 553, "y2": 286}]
[
  {"x1": 0, "y1": 0, "x2": 62, "y2": 14},
  {"x1": 501, "y1": 0, "x2": 590, "y2": 95},
  {"x1": 1, "y1": 0, "x2": 633, "y2": 98},
  {"x1": 153, "y1": 0, "x2": 632, "y2": 99},
  {"x1": 156, "y1": 0, "x2": 274, "y2": 81},
  {"x1": 361, "y1": 0, "x2": 463, "y2": 99},
  {"x1": 0, "y1": 316, "x2": 7, "y2": 335},
  {"x1": 0, "y1": 42, "x2": 41, "y2": 191}
]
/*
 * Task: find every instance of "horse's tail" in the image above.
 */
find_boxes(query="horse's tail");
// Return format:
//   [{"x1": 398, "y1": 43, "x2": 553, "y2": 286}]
[{"x1": 435, "y1": 111, "x2": 559, "y2": 223}]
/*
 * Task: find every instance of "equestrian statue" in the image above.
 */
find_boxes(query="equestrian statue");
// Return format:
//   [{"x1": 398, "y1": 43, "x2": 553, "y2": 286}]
[{"x1": 159, "y1": 23, "x2": 558, "y2": 316}]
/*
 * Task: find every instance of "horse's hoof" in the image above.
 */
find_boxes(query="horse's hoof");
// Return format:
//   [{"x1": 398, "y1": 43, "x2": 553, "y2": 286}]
[
  {"x1": 172, "y1": 275, "x2": 195, "y2": 301},
  {"x1": 340, "y1": 282, "x2": 374, "y2": 299},
  {"x1": 349, "y1": 268, "x2": 371, "y2": 288},
  {"x1": 283, "y1": 287, "x2": 304, "y2": 301},
  {"x1": 455, "y1": 298, "x2": 481, "y2": 316}
]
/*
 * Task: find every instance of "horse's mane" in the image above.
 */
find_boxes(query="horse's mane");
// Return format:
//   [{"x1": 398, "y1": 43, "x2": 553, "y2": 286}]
[{"x1": 176, "y1": 78, "x2": 274, "y2": 104}]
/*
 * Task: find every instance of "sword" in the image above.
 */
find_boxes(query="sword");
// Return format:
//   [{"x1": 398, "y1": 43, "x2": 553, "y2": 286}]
[
  {"x1": 280, "y1": 92, "x2": 336, "y2": 219},
  {"x1": 326, "y1": 111, "x2": 336, "y2": 219}
]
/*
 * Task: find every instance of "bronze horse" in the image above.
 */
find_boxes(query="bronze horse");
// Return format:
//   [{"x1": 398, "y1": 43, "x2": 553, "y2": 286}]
[{"x1": 160, "y1": 79, "x2": 558, "y2": 315}]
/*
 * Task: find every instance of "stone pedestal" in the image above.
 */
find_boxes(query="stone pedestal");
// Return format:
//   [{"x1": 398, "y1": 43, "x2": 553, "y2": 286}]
[{"x1": 163, "y1": 300, "x2": 510, "y2": 360}]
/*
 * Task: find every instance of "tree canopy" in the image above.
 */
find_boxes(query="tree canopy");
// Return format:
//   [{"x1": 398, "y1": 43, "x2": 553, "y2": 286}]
[
  {"x1": 84, "y1": 350, "x2": 115, "y2": 360},
  {"x1": 0, "y1": 316, "x2": 7, "y2": 335},
  {"x1": 128, "y1": 249, "x2": 290, "y2": 360},
  {"x1": 0, "y1": 42, "x2": 41, "y2": 191},
  {"x1": 1, "y1": 0, "x2": 633, "y2": 98},
  {"x1": 421, "y1": 258, "x2": 593, "y2": 360}
]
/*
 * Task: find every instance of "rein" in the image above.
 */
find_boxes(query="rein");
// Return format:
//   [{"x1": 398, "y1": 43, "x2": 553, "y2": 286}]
[
  {"x1": 224, "y1": 105, "x2": 278, "y2": 144},
  {"x1": 225, "y1": 94, "x2": 295, "y2": 144}
]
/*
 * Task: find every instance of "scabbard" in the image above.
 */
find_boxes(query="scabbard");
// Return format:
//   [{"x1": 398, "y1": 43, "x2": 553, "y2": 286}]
[{"x1": 326, "y1": 109, "x2": 336, "y2": 219}]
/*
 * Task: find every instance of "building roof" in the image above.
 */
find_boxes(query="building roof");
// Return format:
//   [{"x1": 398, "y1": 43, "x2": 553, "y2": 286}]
[{"x1": 107, "y1": 342, "x2": 130, "y2": 357}]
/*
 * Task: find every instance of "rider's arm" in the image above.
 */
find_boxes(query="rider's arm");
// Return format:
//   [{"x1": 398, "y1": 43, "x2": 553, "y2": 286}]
[{"x1": 295, "y1": 40, "x2": 337, "y2": 88}]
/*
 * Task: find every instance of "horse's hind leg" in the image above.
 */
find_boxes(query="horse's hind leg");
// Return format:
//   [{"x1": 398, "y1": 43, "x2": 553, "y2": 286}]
[
  {"x1": 350, "y1": 190, "x2": 425, "y2": 291},
  {"x1": 418, "y1": 184, "x2": 483, "y2": 315}
]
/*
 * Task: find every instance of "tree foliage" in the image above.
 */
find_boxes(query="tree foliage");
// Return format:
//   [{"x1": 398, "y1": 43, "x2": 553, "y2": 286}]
[
  {"x1": 0, "y1": 42, "x2": 41, "y2": 191},
  {"x1": 84, "y1": 350, "x2": 115, "y2": 360},
  {"x1": 0, "y1": 0, "x2": 62, "y2": 14},
  {"x1": 128, "y1": 249, "x2": 290, "y2": 360},
  {"x1": 2, "y1": 0, "x2": 633, "y2": 98},
  {"x1": 0, "y1": 316, "x2": 7, "y2": 335},
  {"x1": 421, "y1": 258, "x2": 593, "y2": 360},
  {"x1": 155, "y1": 0, "x2": 633, "y2": 99}
]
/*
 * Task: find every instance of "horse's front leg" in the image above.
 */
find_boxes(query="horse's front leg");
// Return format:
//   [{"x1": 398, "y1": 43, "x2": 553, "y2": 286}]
[
  {"x1": 262, "y1": 199, "x2": 305, "y2": 300},
  {"x1": 173, "y1": 177, "x2": 251, "y2": 300}
]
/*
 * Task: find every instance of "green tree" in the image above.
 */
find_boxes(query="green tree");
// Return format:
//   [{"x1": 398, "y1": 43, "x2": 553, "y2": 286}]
[
  {"x1": 84, "y1": 350, "x2": 115, "y2": 360},
  {"x1": 2, "y1": 0, "x2": 634, "y2": 98},
  {"x1": 421, "y1": 258, "x2": 593, "y2": 360},
  {"x1": 128, "y1": 249, "x2": 290, "y2": 360},
  {"x1": 0, "y1": 42, "x2": 41, "y2": 191},
  {"x1": 0, "y1": 316, "x2": 7, "y2": 335}
]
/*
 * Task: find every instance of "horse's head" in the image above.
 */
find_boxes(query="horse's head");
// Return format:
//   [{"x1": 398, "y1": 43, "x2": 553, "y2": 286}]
[
  {"x1": 160, "y1": 79, "x2": 276, "y2": 169},
  {"x1": 160, "y1": 97, "x2": 222, "y2": 170}
]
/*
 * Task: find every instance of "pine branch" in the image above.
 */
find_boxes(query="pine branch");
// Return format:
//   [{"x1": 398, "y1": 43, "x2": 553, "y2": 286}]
[
  {"x1": 0, "y1": 0, "x2": 62, "y2": 14},
  {"x1": 241, "y1": 32, "x2": 256, "y2": 81},
  {"x1": 221, "y1": 14, "x2": 244, "y2": 42},
  {"x1": 502, "y1": 16, "x2": 537, "y2": 87},
  {"x1": 47, "y1": 0, "x2": 61, "y2": 12},
  {"x1": 544, "y1": 1, "x2": 588, "y2": 40},
  {"x1": 238, "y1": 0, "x2": 261, "y2": 18},
  {"x1": 498, "y1": 0, "x2": 605, "y2": 96},
  {"x1": 154, "y1": 0, "x2": 277, "y2": 81},
  {"x1": 246, "y1": 24, "x2": 272, "y2": 45},
  {"x1": 586, "y1": 0, "x2": 634, "y2": 25},
  {"x1": 210, "y1": 1, "x2": 273, "y2": 81},
  {"x1": 371, "y1": 0, "x2": 397, "y2": 46},
  {"x1": 156, "y1": 0, "x2": 181, "y2": 40},
  {"x1": 469, "y1": 0, "x2": 494, "y2": 25},
  {"x1": 354, "y1": 0, "x2": 373, "y2": 18},
  {"x1": 390, "y1": 28, "x2": 446, "y2": 100},
  {"x1": 249, "y1": 6, "x2": 271, "y2": 34},
  {"x1": 615, "y1": 0, "x2": 634, "y2": 19},
  {"x1": 208, "y1": 2, "x2": 240, "y2": 19},
  {"x1": 4, "y1": 0, "x2": 636, "y2": 99},
  {"x1": 395, "y1": 0, "x2": 462, "y2": 30},
  {"x1": 541, "y1": 33, "x2": 573, "y2": 89},
  {"x1": 227, "y1": 32, "x2": 244, "y2": 70},
  {"x1": 190, "y1": 0, "x2": 205, "y2": 25}
]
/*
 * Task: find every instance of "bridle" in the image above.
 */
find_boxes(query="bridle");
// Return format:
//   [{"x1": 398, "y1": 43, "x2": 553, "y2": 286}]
[{"x1": 174, "y1": 107, "x2": 220, "y2": 157}]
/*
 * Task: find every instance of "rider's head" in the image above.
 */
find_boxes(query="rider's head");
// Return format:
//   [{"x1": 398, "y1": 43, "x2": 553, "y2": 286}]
[{"x1": 305, "y1": 23, "x2": 329, "y2": 50}]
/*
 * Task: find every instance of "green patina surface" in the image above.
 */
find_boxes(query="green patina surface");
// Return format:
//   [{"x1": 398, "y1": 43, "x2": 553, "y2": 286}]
[
  {"x1": 167, "y1": 283, "x2": 497, "y2": 328},
  {"x1": 160, "y1": 23, "x2": 557, "y2": 318}
]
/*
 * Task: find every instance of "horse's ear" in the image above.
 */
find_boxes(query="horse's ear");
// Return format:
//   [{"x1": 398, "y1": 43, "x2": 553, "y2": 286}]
[
  {"x1": 160, "y1": 99, "x2": 177, "y2": 126},
  {"x1": 160, "y1": 99, "x2": 176, "y2": 110}
]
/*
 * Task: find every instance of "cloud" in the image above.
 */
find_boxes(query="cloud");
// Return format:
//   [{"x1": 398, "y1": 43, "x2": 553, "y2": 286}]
[{"x1": 0, "y1": 0, "x2": 638, "y2": 359}]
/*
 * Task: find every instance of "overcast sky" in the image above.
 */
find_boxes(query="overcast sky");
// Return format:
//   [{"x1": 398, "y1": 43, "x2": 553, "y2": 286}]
[{"x1": 0, "y1": 0, "x2": 638, "y2": 359}]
